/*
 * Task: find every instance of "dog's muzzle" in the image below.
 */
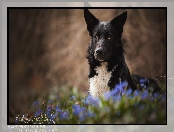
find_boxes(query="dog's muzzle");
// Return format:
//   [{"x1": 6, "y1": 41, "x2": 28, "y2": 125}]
[{"x1": 94, "y1": 48, "x2": 107, "y2": 61}]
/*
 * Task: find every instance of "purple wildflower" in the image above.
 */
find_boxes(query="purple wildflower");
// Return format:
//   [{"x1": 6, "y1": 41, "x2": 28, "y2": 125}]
[
  {"x1": 55, "y1": 105, "x2": 62, "y2": 113},
  {"x1": 139, "y1": 79, "x2": 148, "y2": 89},
  {"x1": 114, "y1": 81, "x2": 128, "y2": 94},
  {"x1": 34, "y1": 109, "x2": 42, "y2": 116},
  {"x1": 113, "y1": 95, "x2": 121, "y2": 102},
  {"x1": 15, "y1": 118, "x2": 19, "y2": 123},
  {"x1": 79, "y1": 113, "x2": 86, "y2": 121},
  {"x1": 48, "y1": 100, "x2": 52, "y2": 104},
  {"x1": 104, "y1": 91, "x2": 112, "y2": 100},
  {"x1": 60, "y1": 111, "x2": 69, "y2": 120},
  {"x1": 141, "y1": 90, "x2": 149, "y2": 99},
  {"x1": 45, "y1": 105, "x2": 53, "y2": 120},
  {"x1": 122, "y1": 88, "x2": 132, "y2": 96},
  {"x1": 84, "y1": 95, "x2": 100, "y2": 107},
  {"x1": 111, "y1": 87, "x2": 120, "y2": 96},
  {"x1": 140, "y1": 79, "x2": 147, "y2": 83},
  {"x1": 154, "y1": 93, "x2": 159, "y2": 99},
  {"x1": 72, "y1": 104, "x2": 87, "y2": 121},
  {"x1": 73, "y1": 104, "x2": 82, "y2": 115},
  {"x1": 33, "y1": 101, "x2": 40, "y2": 107},
  {"x1": 90, "y1": 96, "x2": 100, "y2": 107},
  {"x1": 134, "y1": 90, "x2": 141, "y2": 97},
  {"x1": 52, "y1": 112, "x2": 58, "y2": 120},
  {"x1": 84, "y1": 95, "x2": 91, "y2": 105},
  {"x1": 161, "y1": 93, "x2": 166, "y2": 102},
  {"x1": 73, "y1": 105, "x2": 86, "y2": 115},
  {"x1": 87, "y1": 110, "x2": 95, "y2": 118},
  {"x1": 70, "y1": 96, "x2": 76, "y2": 101},
  {"x1": 46, "y1": 105, "x2": 52, "y2": 113},
  {"x1": 140, "y1": 83, "x2": 147, "y2": 88},
  {"x1": 50, "y1": 106, "x2": 62, "y2": 119}
]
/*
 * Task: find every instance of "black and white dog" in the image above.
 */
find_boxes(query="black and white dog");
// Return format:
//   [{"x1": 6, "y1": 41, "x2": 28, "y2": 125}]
[{"x1": 84, "y1": 9, "x2": 162, "y2": 97}]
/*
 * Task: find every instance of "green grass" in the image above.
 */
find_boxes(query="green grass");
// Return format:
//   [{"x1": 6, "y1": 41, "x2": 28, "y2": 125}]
[{"x1": 13, "y1": 82, "x2": 166, "y2": 124}]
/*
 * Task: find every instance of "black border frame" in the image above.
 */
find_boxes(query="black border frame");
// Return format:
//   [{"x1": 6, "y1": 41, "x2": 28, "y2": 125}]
[{"x1": 7, "y1": 7, "x2": 167, "y2": 125}]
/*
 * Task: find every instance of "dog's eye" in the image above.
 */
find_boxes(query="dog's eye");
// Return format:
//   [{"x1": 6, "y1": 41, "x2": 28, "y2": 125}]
[
  {"x1": 95, "y1": 35, "x2": 98, "y2": 39},
  {"x1": 107, "y1": 35, "x2": 111, "y2": 40},
  {"x1": 107, "y1": 36, "x2": 111, "y2": 40}
]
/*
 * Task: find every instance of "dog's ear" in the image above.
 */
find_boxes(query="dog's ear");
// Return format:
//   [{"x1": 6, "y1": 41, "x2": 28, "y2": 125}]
[
  {"x1": 84, "y1": 9, "x2": 99, "y2": 36},
  {"x1": 110, "y1": 11, "x2": 127, "y2": 27}
]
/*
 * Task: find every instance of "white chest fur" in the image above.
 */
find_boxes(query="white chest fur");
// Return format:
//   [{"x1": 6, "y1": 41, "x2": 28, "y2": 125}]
[{"x1": 89, "y1": 62, "x2": 112, "y2": 97}]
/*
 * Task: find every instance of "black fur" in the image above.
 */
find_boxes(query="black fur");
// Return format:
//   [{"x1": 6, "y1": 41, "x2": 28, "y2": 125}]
[{"x1": 84, "y1": 9, "x2": 162, "y2": 95}]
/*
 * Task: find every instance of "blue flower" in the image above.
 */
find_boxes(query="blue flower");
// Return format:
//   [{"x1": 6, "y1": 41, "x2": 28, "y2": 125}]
[
  {"x1": 70, "y1": 96, "x2": 76, "y2": 101},
  {"x1": 72, "y1": 104, "x2": 87, "y2": 121},
  {"x1": 79, "y1": 113, "x2": 86, "y2": 121},
  {"x1": 44, "y1": 105, "x2": 53, "y2": 119},
  {"x1": 154, "y1": 93, "x2": 159, "y2": 99},
  {"x1": 72, "y1": 104, "x2": 81, "y2": 115},
  {"x1": 47, "y1": 105, "x2": 52, "y2": 111},
  {"x1": 141, "y1": 90, "x2": 149, "y2": 99},
  {"x1": 122, "y1": 88, "x2": 132, "y2": 96},
  {"x1": 15, "y1": 118, "x2": 19, "y2": 123},
  {"x1": 73, "y1": 105, "x2": 86, "y2": 115},
  {"x1": 103, "y1": 91, "x2": 112, "y2": 100},
  {"x1": 140, "y1": 79, "x2": 147, "y2": 83},
  {"x1": 140, "y1": 83, "x2": 147, "y2": 88},
  {"x1": 33, "y1": 101, "x2": 40, "y2": 107},
  {"x1": 90, "y1": 97, "x2": 100, "y2": 107},
  {"x1": 139, "y1": 79, "x2": 148, "y2": 88},
  {"x1": 55, "y1": 105, "x2": 62, "y2": 113},
  {"x1": 111, "y1": 87, "x2": 120, "y2": 96},
  {"x1": 161, "y1": 93, "x2": 166, "y2": 102},
  {"x1": 48, "y1": 100, "x2": 52, "y2": 104},
  {"x1": 52, "y1": 112, "x2": 58, "y2": 119},
  {"x1": 114, "y1": 81, "x2": 128, "y2": 93},
  {"x1": 34, "y1": 109, "x2": 42, "y2": 116},
  {"x1": 134, "y1": 90, "x2": 141, "y2": 97},
  {"x1": 60, "y1": 111, "x2": 69, "y2": 120},
  {"x1": 113, "y1": 95, "x2": 121, "y2": 102},
  {"x1": 87, "y1": 110, "x2": 95, "y2": 118},
  {"x1": 84, "y1": 95, "x2": 91, "y2": 105},
  {"x1": 84, "y1": 95, "x2": 100, "y2": 107}
]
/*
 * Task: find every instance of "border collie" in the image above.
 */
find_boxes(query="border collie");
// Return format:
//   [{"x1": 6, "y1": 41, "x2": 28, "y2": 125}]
[{"x1": 84, "y1": 9, "x2": 162, "y2": 97}]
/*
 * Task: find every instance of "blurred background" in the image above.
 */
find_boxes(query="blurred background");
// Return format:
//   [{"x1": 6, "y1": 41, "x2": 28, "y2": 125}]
[{"x1": 9, "y1": 9, "x2": 166, "y2": 122}]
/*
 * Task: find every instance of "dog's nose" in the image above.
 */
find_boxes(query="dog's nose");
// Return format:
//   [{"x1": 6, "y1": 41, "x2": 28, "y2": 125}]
[{"x1": 96, "y1": 49, "x2": 103, "y2": 56}]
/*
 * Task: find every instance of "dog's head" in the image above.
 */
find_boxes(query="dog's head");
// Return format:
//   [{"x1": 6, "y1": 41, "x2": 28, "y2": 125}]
[{"x1": 84, "y1": 9, "x2": 127, "y2": 62}]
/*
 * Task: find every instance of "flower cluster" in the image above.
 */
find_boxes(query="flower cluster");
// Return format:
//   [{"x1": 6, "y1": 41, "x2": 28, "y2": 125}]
[
  {"x1": 72, "y1": 104, "x2": 87, "y2": 121},
  {"x1": 139, "y1": 78, "x2": 148, "y2": 88},
  {"x1": 14, "y1": 80, "x2": 166, "y2": 124}
]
